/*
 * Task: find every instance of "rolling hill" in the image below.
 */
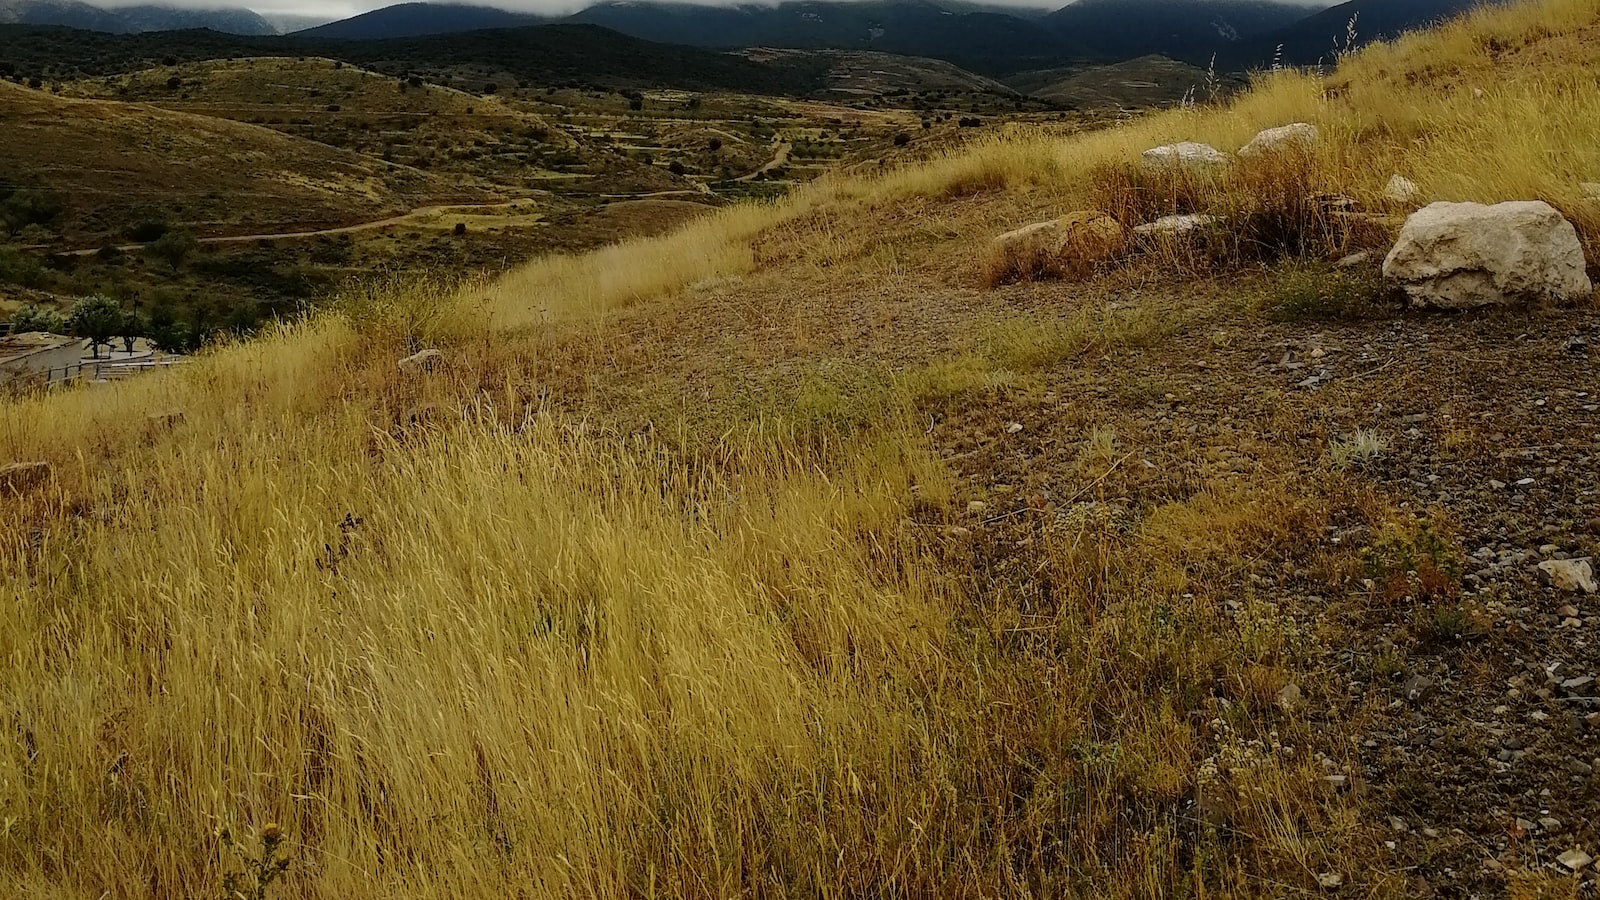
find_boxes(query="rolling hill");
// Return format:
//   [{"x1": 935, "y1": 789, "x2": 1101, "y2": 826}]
[{"x1": 0, "y1": 78, "x2": 462, "y2": 242}]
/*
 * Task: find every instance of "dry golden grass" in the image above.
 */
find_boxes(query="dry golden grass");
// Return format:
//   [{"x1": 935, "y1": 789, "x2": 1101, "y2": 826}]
[{"x1": 5, "y1": 1, "x2": 1600, "y2": 896}]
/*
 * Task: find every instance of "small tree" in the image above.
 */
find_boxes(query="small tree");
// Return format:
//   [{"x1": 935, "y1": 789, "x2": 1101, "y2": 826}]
[
  {"x1": 120, "y1": 311, "x2": 147, "y2": 354},
  {"x1": 66, "y1": 295, "x2": 123, "y2": 359},
  {"x1": 667, "y1": 160, "x2": 686, "y2": 176},
  {"x1": 893, "y1": 132, "x2": 910, "y2": 146},
  {"x1": 707, "y1": 137, "x2": 722, "y2": 152},
  {"x1": 146, "y1": 230, "x2": 198, "y2": 272}
]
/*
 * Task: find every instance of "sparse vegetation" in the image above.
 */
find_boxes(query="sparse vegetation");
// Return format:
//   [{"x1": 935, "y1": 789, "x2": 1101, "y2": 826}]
[{"x1": 6, "y1": 1, "x2": 1600, "y2": 897}]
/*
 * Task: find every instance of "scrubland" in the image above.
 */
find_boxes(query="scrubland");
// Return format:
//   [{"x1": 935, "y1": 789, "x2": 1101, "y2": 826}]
[{"x1": 4, "y1": 1, "x2": 1600, "y2": 897}]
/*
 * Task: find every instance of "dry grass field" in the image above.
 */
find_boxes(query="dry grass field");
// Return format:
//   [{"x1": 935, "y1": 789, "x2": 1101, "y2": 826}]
[{"x1": 4, "y1": 1, "x2": 1600, "y2": 897}]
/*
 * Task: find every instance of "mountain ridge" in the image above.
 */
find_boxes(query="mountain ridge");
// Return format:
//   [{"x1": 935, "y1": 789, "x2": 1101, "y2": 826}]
[{"x1": 0, "y1": 0, "x2": 274, "y2": 34}]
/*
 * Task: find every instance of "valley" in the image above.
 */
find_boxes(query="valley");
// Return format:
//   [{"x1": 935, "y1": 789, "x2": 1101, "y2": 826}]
[{"x1": 0, "y1": 28, "x2": 1103, "y2": 352}]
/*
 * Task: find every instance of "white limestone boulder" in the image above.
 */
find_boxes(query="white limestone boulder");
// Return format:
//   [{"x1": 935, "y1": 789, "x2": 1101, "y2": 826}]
[
  {"x1": 1140, "y1": 142, "x2": 1230, "y2": 172},
  {"x1": 1382, "y1": 201, "x2": 1593, "y2": 309},
  {"x1": 1238, "y1": 123, "x2": 1319, "y2": 158}
]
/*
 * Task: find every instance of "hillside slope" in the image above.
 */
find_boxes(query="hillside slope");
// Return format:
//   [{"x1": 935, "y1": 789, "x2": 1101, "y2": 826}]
[
  {"x1": 5, "y1": 1, "x2": 1600, "y2": 898},
  {"x1": 0, "y1": 79, "x2": 464, "y2": 241}
]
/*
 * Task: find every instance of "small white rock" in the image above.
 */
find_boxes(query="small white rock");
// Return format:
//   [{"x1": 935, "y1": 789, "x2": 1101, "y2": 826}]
[
  {"x1": 1133, "y1": 214, "x2": 1221, "y2": 236},
  {"x1": 1005, "y1": 422, "x2": 1024, "y2": 434},
  {"x1": 1384, "y1": 174, "x2": 1422, "y2": 205},
  {"x1": 1316, "y1": 872, "x2": 1344, "y2": 890}
]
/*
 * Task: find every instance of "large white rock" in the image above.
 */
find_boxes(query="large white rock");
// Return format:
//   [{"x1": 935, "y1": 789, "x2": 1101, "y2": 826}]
[
  {"x1": 1238, "y1": 123, "x2": 1319, "y2": 157},
  {"x1": 991, "y1": 212, "x2": 1125, "y2": 266},
  {"x1": 1140, "y1": 142, "x2": 1230, "y2": 172},
  {"x1": 1382, "y1": 201, "x2": 1593, "y2": 308}
]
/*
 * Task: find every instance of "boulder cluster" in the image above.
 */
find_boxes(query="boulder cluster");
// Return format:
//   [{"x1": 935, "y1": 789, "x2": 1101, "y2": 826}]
[{"x1": 990, "y1": 122, "x2": 1597, "y2": 308}]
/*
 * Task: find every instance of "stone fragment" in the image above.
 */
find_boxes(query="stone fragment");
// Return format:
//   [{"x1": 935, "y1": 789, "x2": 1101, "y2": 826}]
[
  {"x1": 1538, "y1": 558, "x2": 1596, "y2": 594},
  {"x1": 398, "y1": 348, "x2": 443, "y2": 374},
  {"x1": 1133, "y1": 214, "x2": 1221, "y2": 236},
  {"x1": 1558, "y1": 849, "x2": 1593, "y2": 872},
  {"x1": 1384, "y1": 175, "x2": 1422, "y2": 204}
]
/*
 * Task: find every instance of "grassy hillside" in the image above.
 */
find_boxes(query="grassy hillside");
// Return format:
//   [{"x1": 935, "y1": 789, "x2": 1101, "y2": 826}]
[
  {"x1": 0, "y1": 78, "x2": 466, "y2": 243},
  {"x1": 4, "y1": 1, "x2": 1600, "y2": 898}
]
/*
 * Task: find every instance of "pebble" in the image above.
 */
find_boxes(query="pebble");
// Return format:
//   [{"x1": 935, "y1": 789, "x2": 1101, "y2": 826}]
[
  {"x1": 1005, "y1": 422, "x2": 1024, "y2": 434},
  {"x1": 1276, "y1": 683, "x2": 1303, "y2": 712},
  {"x1": 966, "y1": 501, "x2": 988, "y2": 515},
  {"x1": 1316, "y1": 872, "x2": 1344, "y2": 890},
  {"x1": 1401, "y1": 674, "x2": 1435, "y2": 703}
]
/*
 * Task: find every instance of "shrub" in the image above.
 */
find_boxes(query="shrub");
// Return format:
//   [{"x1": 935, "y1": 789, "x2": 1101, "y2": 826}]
[
  {"x1": 145, "y1": 230, "x2": 198, "y2": 272},
  {"x1": 893, "y1": 132, "x2": 910, "y2": 147},
  {"x1": 6, "y1": 304, "x2": 65, "y2": 334}
]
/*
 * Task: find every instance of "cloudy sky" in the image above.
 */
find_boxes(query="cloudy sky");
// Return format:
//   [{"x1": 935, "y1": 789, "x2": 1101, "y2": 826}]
[{"x1": 91, "y1": 0, "x2": 1337, "y2": 28}]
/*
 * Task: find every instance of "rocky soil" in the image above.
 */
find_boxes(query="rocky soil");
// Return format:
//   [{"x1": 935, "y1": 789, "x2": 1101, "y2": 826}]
[{"x1": 928, "y1": 294, "x2": 1600, "y2": 897}]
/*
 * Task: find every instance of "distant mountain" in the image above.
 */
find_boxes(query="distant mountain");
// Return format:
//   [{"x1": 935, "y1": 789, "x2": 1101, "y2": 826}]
[
  {"x1": 294, "y1": 2, "x2": 545, "y2": 39},
  {"x1": 1254, "y1": 0, "x2": 1491, "y2": 65},
  {"x1": 1044, "y1": 0, "x2": 1315, "y2": 63},
  {"x1": 564, "y1": 0, "x2": 1076, "y2": 75},
  {"x1": 258, "y1": 11, "x2": 337, "y2": 33},
  {"x1": 0, "y1": 0, "x2": 275, "y2": 33}
]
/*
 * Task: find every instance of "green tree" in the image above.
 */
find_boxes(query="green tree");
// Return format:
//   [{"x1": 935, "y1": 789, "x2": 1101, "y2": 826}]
[
  {"x1": 66, "y1": 294, "x2": 123, "y2": 359},
  {"x1": 120, "y1": 311, "x2": 148, "y2": 354},
  {"x1": 146, "y1": 230, "x2": 198, "y2": 272}
]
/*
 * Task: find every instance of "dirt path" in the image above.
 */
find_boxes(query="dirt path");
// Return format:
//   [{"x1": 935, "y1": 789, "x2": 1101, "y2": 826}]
[
  {"x1": 736, "y1": 141, "x2": 792, "y2": 183},
  {"x1": 57, "y1": 200, "x2": 536, "y2": 256}
]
